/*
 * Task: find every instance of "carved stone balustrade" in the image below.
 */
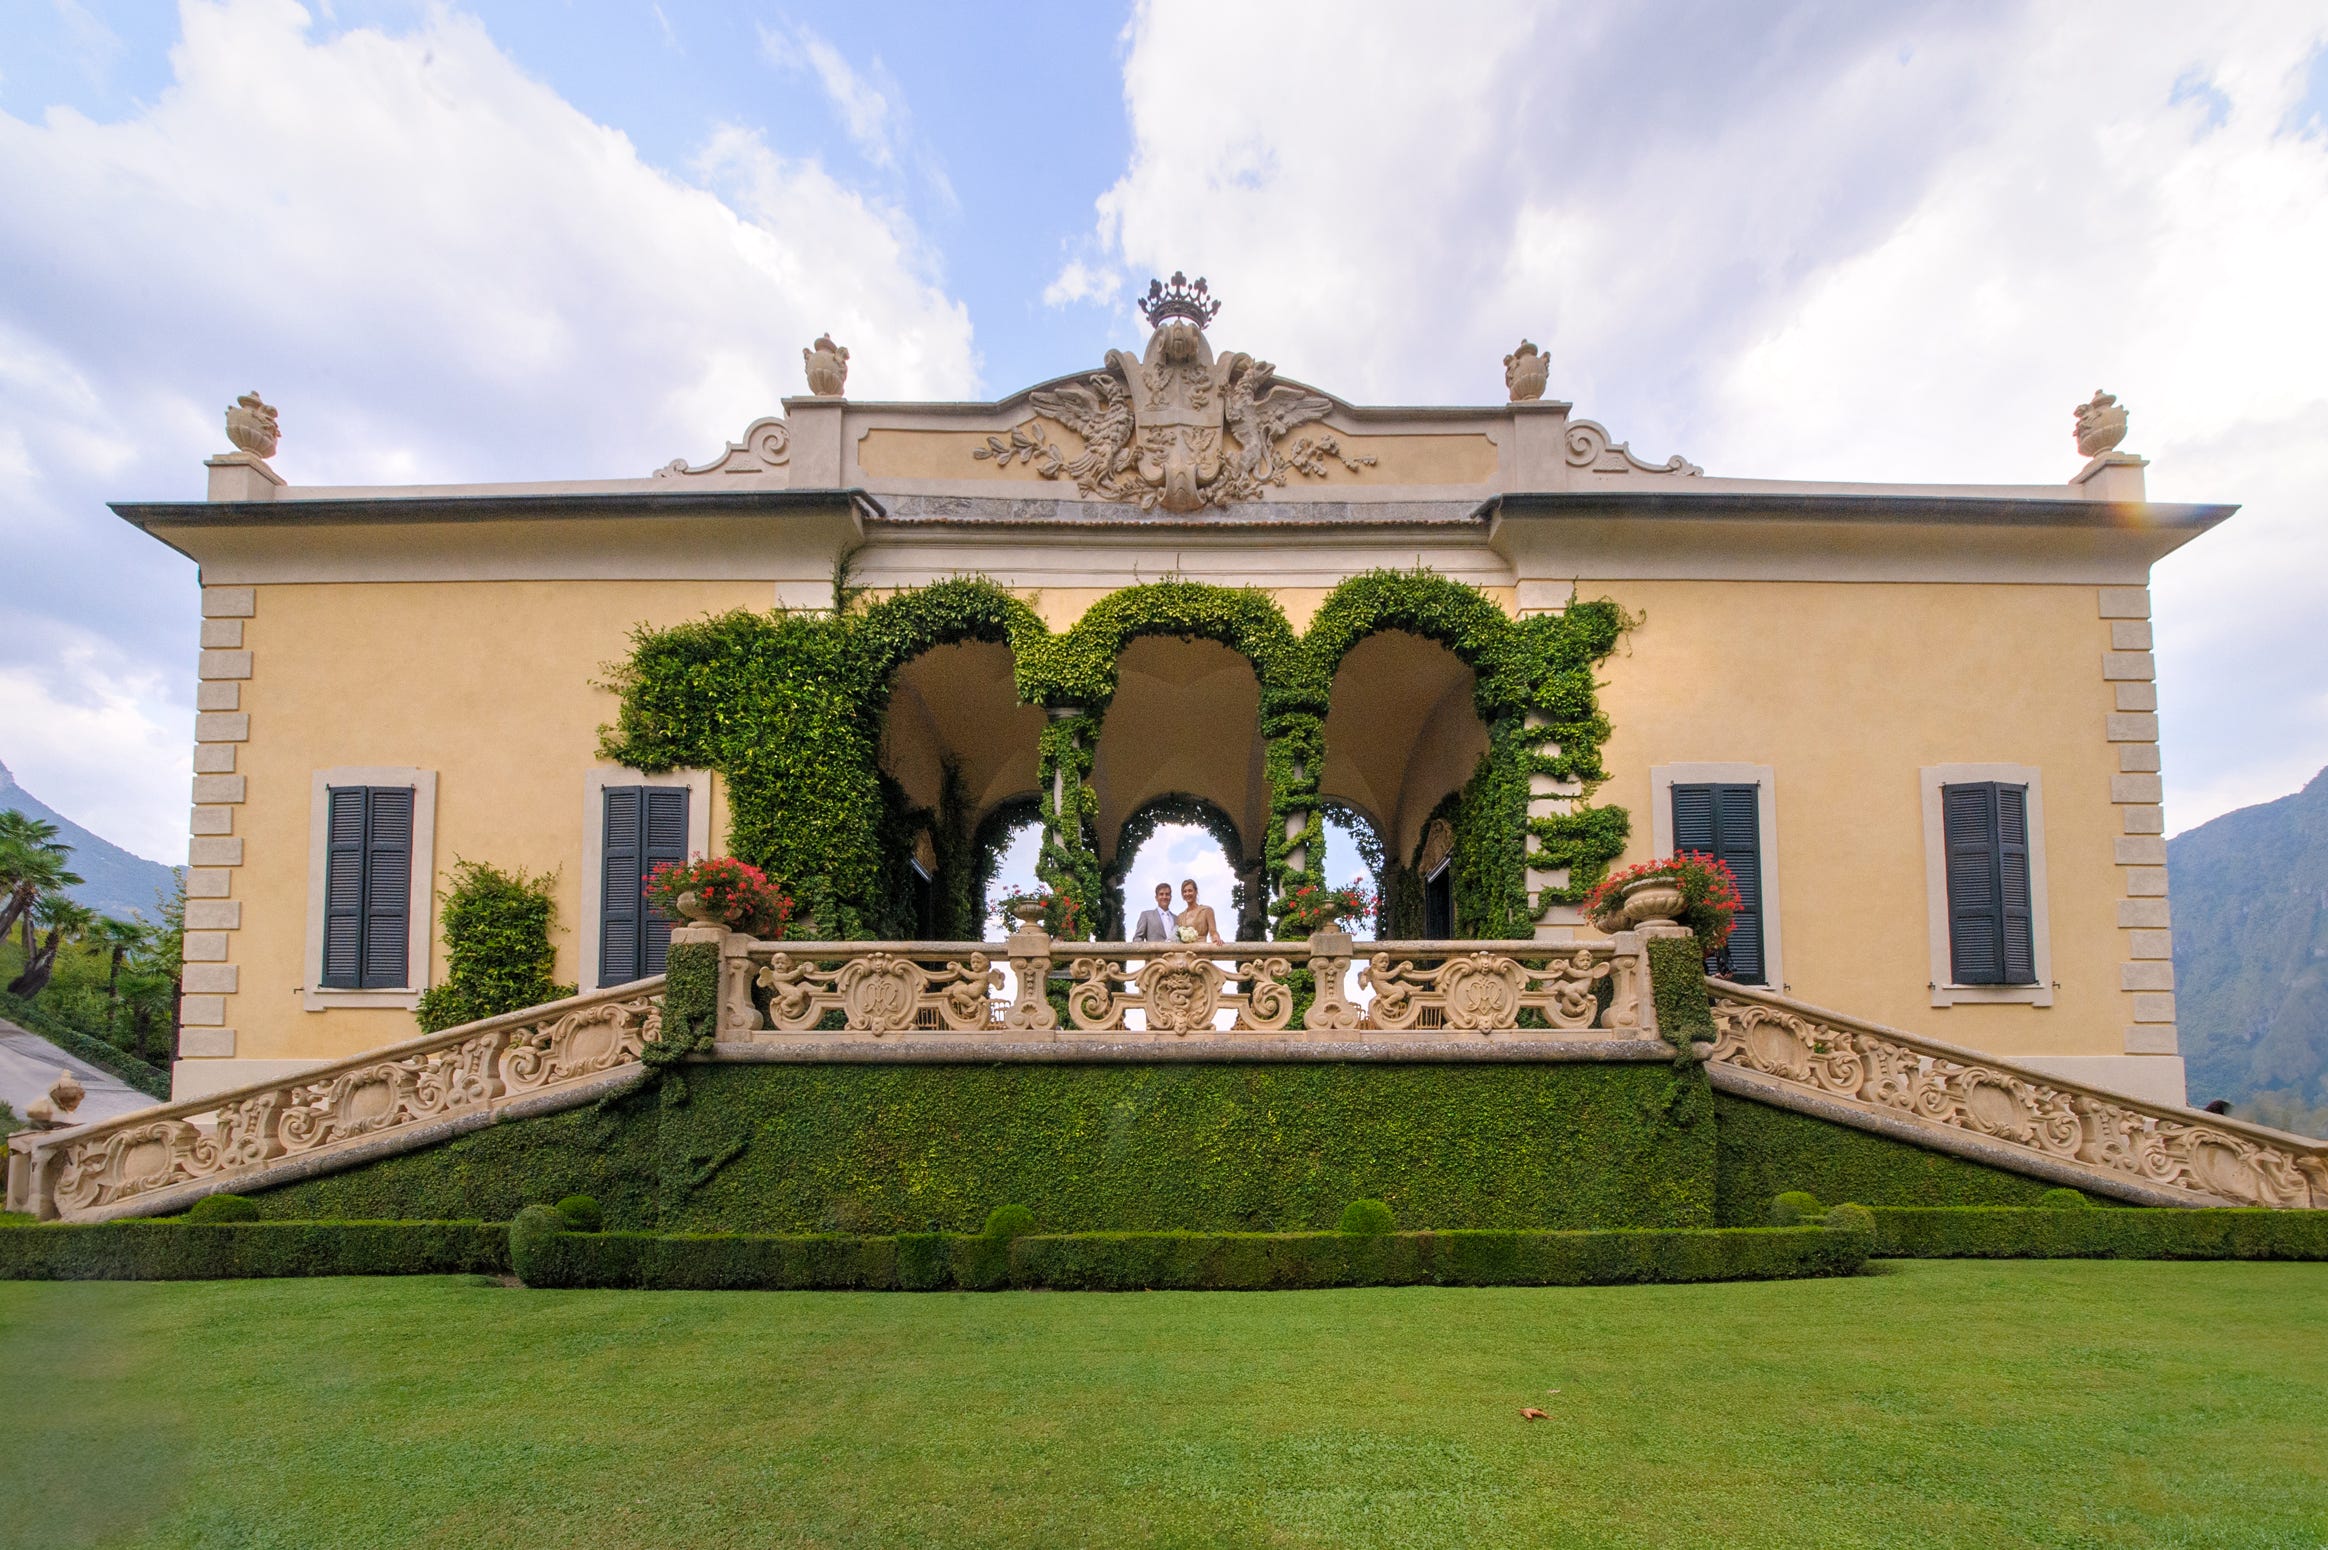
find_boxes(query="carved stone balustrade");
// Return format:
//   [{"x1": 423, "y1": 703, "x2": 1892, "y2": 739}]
[
  {"x1": 8, "y1": 982, "x2": 666, "y2": 1223},
  {"x1": 1705, "y1": 983, "x2": 2328, "y2": 1209},
  {"x1": 721, "y1": 929, "x2": 1649, "y2": 1041}
]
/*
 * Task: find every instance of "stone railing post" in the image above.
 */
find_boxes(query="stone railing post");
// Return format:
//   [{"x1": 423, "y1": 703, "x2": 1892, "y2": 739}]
[
  {"x1": 712, "y1": 927, "x2": 758, "y2": 1037},
  {"x1": 1002, "y1": 919, "x2": 1057, "y2": 1031},
  {"x1": 1604, "y1": 929, "x2": 1651, "y2": 1035},
  {"x1": 1303, "y1": 928, "x2": 1361, "y2": 1032}
]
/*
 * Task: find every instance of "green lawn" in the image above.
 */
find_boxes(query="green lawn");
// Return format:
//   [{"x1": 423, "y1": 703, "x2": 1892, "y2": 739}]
[{"x1": 4, "y1": 1261, "x2": 2324, "y2": 1548}]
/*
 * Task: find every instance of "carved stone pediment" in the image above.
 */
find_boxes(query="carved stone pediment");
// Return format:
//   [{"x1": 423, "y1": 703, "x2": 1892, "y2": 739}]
[{"x1": 974, "y1": 273, "x2": 1374, "y2": 513}]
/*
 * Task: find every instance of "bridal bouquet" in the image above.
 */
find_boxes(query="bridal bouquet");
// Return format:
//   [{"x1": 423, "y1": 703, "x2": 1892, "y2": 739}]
[{"x1": 1175, "y1": 922, "x2": 1199, "y2": 944}]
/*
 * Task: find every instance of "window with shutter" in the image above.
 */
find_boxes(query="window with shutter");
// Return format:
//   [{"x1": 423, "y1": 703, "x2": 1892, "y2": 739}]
[
  {"x1": 1671, "y1": 781, "x2": 1766, "y2": 984},
  {"x1": 1943, "y1": 781, "x2": 2036, "y2": 986},
  {"x1": 598, "y1": 785, "x2": 690, "y2": 986},
  {"x1": 319, "y1": 785, "x2": 415, "y2": 989}
]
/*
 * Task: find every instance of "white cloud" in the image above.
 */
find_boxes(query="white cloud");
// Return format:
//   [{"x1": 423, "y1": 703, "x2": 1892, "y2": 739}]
[
  {"x1": 0, "y1": 0, "x2": 976, "y2": 858},
  {"x1": 1043, "y1": 258, "x2": 1121, "y2": 309},
  {"x1": 759, "y1": 20, "x2": 903, "y2": 170},
  {"x1": 1076, "y1": 0, "x2": 2328, "y2": 831},
  {"x1": 0, "y1": 634, "x2": 190, "y2": 864}
]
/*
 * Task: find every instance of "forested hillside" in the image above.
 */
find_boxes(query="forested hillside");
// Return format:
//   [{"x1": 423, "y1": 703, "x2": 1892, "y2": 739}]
[{"x1": 2171, "y1": 767, "x2": 2328, "y2": 1137}]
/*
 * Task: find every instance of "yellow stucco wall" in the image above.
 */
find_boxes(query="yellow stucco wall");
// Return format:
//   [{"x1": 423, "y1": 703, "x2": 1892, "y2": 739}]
[
  {"x1": 1589, "y1": 579, "x2": 2124, "y2": 1059},
  {"x1": 222, "y1": 580, "x2": 763, "y2": 1066},
  {"x1": 202, "y1": 571, "x2": 2127, "y2": 1079}
]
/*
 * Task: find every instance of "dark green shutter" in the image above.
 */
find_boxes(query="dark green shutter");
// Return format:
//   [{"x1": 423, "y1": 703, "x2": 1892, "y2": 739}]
[
  {"x1": 362, "y1": 788, "x2": 413, "y2": 988},
  {"x1": 1944, "y1": 781, "x2": 2036, "y2": 986},
  {"x1": 321, "y1": 785, "x2": 412, "y2": 990},
  {"x1": 599, "y1": 787, "x2": 642, "y2": 987},
  {"x1": 599, "y1": 785, "x2": 690, "y2": 985},
  {"x1": 641, "y1": 787, "x2": 689, "y2": 974},
  {"x1": 321, "y1": 788, "x2": 368, "y2": 988},
  {"x1": 1671, "y1": 782, "x2": 1765, "y2": 984}
]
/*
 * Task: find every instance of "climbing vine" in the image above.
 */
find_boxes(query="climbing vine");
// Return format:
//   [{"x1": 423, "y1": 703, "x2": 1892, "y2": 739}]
[{"x1": 602, "y1": 568, "x2": 1630, "y2": 943}]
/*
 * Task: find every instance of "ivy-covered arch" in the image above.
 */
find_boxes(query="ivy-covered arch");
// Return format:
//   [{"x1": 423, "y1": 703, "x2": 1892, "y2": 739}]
[
  {"x1": 1302, "y1": 570, "x2": 1631, "y2": 938},
  {"x1": 1106, "y1": 791, "x2": 1259, "y2": 941},
  {"x1": 1014, "y1": 581, "x2": 1303, "y2": 940},
  {"x1": 600, "y1": 568, "x2": 1628, "y2": 945}
]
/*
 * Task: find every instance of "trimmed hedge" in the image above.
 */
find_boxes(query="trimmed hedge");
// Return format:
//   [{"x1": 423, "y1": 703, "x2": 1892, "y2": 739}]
[
  {"x1": 0, "y1": 989, "x2": 171, "y2": 1100},
  {"x1": 253, "y1": 1059, "x2": 1716, "y2": 1234},
  {"x1": 510, "y1": 1222, "x2": 1869, "y2": 1292},
  {"x1": 0, "y1": 1219, "x2": 509, "y2": 1280},
  {"x1": 1869, "y1": 1206, "x2": 2328, "y2": 1261},
  {"x1": 1711, "y1": 1092, "x2": 2061, "y2": 1220}
]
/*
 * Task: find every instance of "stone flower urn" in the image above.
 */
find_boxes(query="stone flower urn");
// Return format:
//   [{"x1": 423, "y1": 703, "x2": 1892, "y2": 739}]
[
  {"x1": 671, "y1": 890, "x2": 721, "y2": 926},
  {"x1": 1619, "y1": 876, "x2": 1686, "y2": 928},
  {"x1": 1010, "y1": 900, "x2": 1047, "y2": 929},
  {"x1": 1503, "y1": 340, "x2": 1549, "y2": 403},
  {"x1": 803, "y1": 335, "x2": 850, "y2": 397},
  {"x1": 2074, "y1": 389, "x2": 2128, "y2": 458},
  {"x1": 224, "y1": 391, "x2": 280, "y2": 458},
  {"x1": 48, "y1": 1068, "x2": 85, "y2": 1117}
]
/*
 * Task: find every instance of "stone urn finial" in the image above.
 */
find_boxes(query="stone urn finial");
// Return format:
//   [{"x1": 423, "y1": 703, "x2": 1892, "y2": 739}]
[
  {"x1": 2074, "y1": 389, "x2": 2128, "y2": 459},
  {"x1": 48, "y1": 1068, "x2": 85, "y2": 1118},
  {"x1": 803, "y1": 335, "x2": 849, "y2": 397},
  {"x1": 224, "y1": 391, "x2": 280, "y2": 459},
  {"x1": 1504, "y1": 340, "x2": 1549, "y2": 403}
]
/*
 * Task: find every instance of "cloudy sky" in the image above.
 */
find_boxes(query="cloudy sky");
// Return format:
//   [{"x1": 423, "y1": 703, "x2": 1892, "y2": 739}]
[{"x1": 5, "y1": 1, "x2": 2326, "y2": 895}]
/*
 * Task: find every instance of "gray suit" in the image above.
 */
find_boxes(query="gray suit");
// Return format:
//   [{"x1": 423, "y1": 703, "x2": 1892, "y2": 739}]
[{"x1": 1130, "y1": 907, "x2": 1177, "y2": 943}]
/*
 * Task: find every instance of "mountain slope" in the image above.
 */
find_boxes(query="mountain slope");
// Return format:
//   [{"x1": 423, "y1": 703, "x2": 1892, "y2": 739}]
[
  {"x1": 2169, "y1": 766, "x2": 2328, "y2": 1134},
  {"x1": 0, "y1": 759, "x2": 181, "y2": 922}
]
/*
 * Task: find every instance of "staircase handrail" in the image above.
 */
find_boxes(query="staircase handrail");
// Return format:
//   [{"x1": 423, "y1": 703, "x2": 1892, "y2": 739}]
[
  {"x1": 1706, "y1": 979, "x2": 2328, "y2": 1208},
  {"x1": 8, "y1": 977, "x2": 666, "y2": 1222}
]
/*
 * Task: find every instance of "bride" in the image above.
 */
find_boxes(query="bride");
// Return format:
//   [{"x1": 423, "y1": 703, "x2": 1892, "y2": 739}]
[{"x1": 1176, "y1": 878, "x2": 1222, "y2": 944}]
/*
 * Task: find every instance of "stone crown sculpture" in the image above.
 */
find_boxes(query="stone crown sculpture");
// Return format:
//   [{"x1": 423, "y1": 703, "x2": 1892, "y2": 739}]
[
  {"x1": 2074, "y1": 389, "x2": 2129, "y2": 459},
  {"x1": 1504, "y1": 341, "x2": 1549, "y2": 403},
  {"x1": 1138, "y1": 271, "x2": 1222, "y2": 330},
  {"x1": 224, "y1": 391, "x2": 280, "y2": 459},
  {"x1": 803, "y1": 335, "x2": 849, "y2": 397}
]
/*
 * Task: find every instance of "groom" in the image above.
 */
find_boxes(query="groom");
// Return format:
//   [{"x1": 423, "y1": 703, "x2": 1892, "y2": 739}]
[{"x1": 1129, "y1": 881, "x2": 1177, "y2": 943}]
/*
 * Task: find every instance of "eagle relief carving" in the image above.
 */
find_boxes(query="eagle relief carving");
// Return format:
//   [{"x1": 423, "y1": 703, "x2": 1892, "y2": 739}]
[{"x1": 975, "y1": 273, "x2": 1372, "y2": 512}]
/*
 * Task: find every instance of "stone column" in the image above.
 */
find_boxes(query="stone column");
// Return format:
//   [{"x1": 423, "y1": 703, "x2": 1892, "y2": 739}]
[{"x1": 1522, "y1": 711, "x2": 1585, "y2": 943}]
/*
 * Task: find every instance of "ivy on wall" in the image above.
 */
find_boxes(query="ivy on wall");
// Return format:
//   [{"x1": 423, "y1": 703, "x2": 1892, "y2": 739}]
[
  {"x1": 603, "y1": 568, "x2": 1630, "y2": 941},
  {"x1": 413, "y1": 861, "x2": 574, "y2": 1034}
]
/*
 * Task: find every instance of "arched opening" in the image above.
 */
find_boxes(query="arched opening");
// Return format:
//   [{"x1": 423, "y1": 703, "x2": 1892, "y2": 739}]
[
  {"x1": 1088, "y1": 636, "x2": 1269, "y2": 938},
  {"x1": 1111, "y1": 794, "x2": 1254, "y2": 941},
  {"x1": 878, "y1": 638, "x2": 1045, "y2": 937},
  {"x1": 1319, "y1": 629, "x2": 1491, "y2": 937}
]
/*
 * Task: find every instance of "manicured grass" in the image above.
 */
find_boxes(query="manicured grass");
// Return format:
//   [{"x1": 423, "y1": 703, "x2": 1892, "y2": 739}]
[{"x1": 5, "y1": 1262, "x2": 2325, "y2": 1548}]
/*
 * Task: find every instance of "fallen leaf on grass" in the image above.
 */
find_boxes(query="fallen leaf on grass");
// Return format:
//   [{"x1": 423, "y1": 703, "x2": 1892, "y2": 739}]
[{"x1": 1520, "y1": 1408, "x2": 1548, "y2": 1420}]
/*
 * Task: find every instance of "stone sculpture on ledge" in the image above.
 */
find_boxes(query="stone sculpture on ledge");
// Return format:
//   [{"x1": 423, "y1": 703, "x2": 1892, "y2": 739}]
[
  {"x1": 224, "y1": 392, "x2": 279, "y2": 459},
  {"x1": 2075, "y1": 390, "x2": 2129, "y2": 458},
  {"x1": 1504, "y1": 340, "x2": 1549, "y2": 402},
  {"x1": 803, "y1": 335, "x2": 850, "y2": 397}
]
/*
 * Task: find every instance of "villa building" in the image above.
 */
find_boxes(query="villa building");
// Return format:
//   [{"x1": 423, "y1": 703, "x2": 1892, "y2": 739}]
[{"x1": 119, "y1": 279, "x2": 2221, "y2": 1108}]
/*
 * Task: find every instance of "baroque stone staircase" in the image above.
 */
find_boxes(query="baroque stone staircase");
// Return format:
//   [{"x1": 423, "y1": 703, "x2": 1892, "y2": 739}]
[{"x1": 8, "y1": 932, "x2": 2323, "y2": 1222}]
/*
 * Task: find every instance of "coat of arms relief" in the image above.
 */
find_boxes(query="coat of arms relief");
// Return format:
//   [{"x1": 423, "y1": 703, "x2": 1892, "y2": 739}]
[{"x1": 975, "y1": 273, "x2": 1374, "y2": 513}]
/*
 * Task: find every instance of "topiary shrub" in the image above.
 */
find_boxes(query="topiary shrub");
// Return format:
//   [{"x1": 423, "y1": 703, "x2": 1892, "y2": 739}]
[
  {"x1": 1337, "y1": 1198, "x2": 1395, "y2": 1235},
  {"x1": 508, "y1": 1204, "x2": 567, "y2": 1285},
  {"x1": 1822, "y1": 1202, "x2": 1875, "y2": 1237},
  {"x1": 2038, "y1": 1187, "x2": 2090, "y2": 1209},
  {"x1": 981, "y1": 1204, "x2": 1036, "y2": 1240},
  {"x1": 184, "y1": 1192, "x2": 261, "y2": 1223},
  {"x1": 1770, "y1": 1190, "x2": 1822, "y2": 1227},
  {"x1": 415, "y1": 861, "x2": 575, "y2": 1033},
  {"x1": 554, "y1": 1195, "x2": 603, "y2": 1233}
]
